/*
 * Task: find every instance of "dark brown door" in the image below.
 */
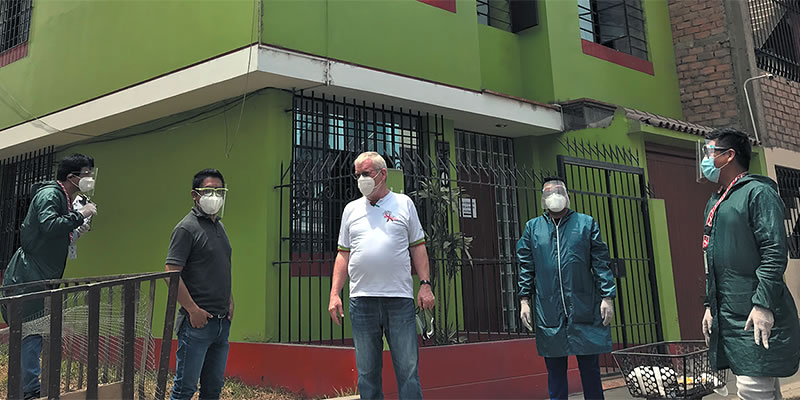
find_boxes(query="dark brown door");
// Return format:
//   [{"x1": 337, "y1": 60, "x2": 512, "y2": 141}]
[
  {"x1": 646, "y1": 145, "x2": 716, "y2": 340},
  {"x1": 459, "y1": 174, "x2": 503, "y2": 332}
]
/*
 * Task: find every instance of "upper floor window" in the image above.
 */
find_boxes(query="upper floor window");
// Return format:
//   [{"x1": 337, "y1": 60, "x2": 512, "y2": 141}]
[
  {"x1": 748, "y1": 0, "x2": 800, "y2": 82},
  {"x1": 578, "y1": 0, "x2": 648, "y2": 60},
  {"x1": 0, "y1": 0, "x2": 33, "y2": 54},
  {"x1": 777, "y1": 166, "x2": 800, "y2": 259},
  {"x1": 477, "y1": 0, "x2": 538, "y2": 33}
]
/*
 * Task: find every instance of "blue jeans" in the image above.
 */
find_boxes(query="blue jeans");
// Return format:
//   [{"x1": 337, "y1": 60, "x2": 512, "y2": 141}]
[
  {"x1": 2, "y1": 296, "x2": 44, "y2": 397},
  {"x1": 349, "y1": 297, "x2": 423, "y2": 400},
  {"x1": 171, "y1": 316, "x2": 231, "y2": 400},
  {"x1": 22, "y1": 334, "x2": 42, "y2": 397},
  {"x1": 544, "y1": 354, "x2": 604, "y2": 400}
]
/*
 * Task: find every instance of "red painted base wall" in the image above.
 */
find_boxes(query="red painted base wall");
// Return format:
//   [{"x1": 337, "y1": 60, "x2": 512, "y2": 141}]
[{"x1": 155, "y1": 338, "x2": 585, "y2": 399}]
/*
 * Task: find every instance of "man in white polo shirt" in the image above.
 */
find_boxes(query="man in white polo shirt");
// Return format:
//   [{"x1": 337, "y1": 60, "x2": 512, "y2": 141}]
[{"x1": 328, "y1": 151, "x2": 435, "y2": 400}]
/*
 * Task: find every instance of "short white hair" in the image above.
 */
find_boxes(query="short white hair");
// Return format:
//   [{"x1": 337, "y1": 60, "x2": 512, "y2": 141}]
[{"x1": 354, "y1": 152, "x2": 387, "y2": 170}]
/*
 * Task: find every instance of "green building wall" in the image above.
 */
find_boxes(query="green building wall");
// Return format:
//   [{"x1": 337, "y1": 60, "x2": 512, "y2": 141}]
[
  {"x1": 0, "y1": 0, "x2": 685, "y2": 132},
  {"x1": 58, "y1": 89, "x2": 292, "y2": 342},
  {"x1": 0, "y1": 0, "x2": 255, "y2": 131}
]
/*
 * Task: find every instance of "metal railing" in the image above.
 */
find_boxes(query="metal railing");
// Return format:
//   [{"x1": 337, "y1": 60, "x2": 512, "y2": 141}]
[
  {"x1": 748, "y1": 0, "x2": 800, "y2": 81},
  {"x1": 0, "y1": 271, "x2": 180, "y2": 399}
]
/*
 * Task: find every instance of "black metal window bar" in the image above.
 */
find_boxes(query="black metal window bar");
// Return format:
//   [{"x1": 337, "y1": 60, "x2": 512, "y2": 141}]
[
  {"x1": 454, "y1": 130, "x2": 533, "y2": 334},
  {"x1": 0, "y1": 272, "x2": 180, "y2": 399},
  {"x1": 415, "y1": 139, "x2": 544, "y2": 345},
  {"x1": 557, "y1": 139, "x2": 662, "y2": 375},
  {"x1": 0, "y1": 147, "x2": 55, "y2": 275},
  {"x1": 748, "y1": 0, "x2": 800, "y2": 82},
  {"x1": 477, "y1": 0, "x2": 513, "y2": 31},
  {"x1": 579, "y1": 0, "x2": 648, "y2": 60},
  {"x1": 277, "y1": 93, "x2": 549, "y2": 346},
  {"x1": 276, "y1": 93, "x2": 431, "y2": 345},
  {"x1": 0, "y1": 0, "x2": 32, "y2": 54},
  {"x1": 777, "y1": 165, "x2": 800, "y2": 258},
  {"x1": 476, "y1": 0, "x2": 539, "y2": 33}
]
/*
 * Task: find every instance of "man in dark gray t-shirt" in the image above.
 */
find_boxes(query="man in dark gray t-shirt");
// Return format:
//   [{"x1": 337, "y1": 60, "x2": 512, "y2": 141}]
[{"x1": 166, "y1": 169, "x2": 232, "y2": 400}]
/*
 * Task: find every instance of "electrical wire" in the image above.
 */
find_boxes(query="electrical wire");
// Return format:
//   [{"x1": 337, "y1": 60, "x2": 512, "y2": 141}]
[
  {"x1": 56, "y1": 87, "x2": 290, "y2": 153},
  {"x1": 225, "y1": 0, "x2": 260, "y2": 159},
  {"x1": 0, "y1": 81, "x2": 95, "y2": 137}
]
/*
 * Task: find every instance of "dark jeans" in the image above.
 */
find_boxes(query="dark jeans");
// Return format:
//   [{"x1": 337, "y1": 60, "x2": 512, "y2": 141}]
[
  {"x1": 544, "y1": 354, "x2": 604, "y2": 400},
  {"x1": 2, "y1": 304, "x2": 43, "y2": 398},
  {"x1": 171, "y1": 316, "x2": 231, "y2": 400},
  {"x1": 21, "y1": 335, "x2": 42, "y2": 397},
  {"x1": 349, "y1": 297, "x2": 423, "y2": 400}
]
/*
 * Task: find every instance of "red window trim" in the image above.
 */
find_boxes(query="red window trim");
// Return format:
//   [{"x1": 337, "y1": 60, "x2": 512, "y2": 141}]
[
  {"x1": 0, "y1": 42, "x2": 28, "y2": 68},
  {"x1": 581, "y1": 39, "x2": 654, "y2": 75},
  {"x1": 417, "y1": 0, "x2": 456, "y2": 13}
]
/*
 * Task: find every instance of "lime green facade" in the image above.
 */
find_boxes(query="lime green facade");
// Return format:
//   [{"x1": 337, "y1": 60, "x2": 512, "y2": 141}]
[
  {"x1": 0, "y1": 0, "x2": 752, "y2": 344},
  {"x1": 0, "y1": 0, "x2": 254, "y2": 131},
  {"x1": 60, "y1": 90, "x2": 292, "y2": 340}
]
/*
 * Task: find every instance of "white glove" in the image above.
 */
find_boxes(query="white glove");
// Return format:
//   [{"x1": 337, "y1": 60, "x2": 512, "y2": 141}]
[
  {"x1": 744, "y1": 305, "x2": 774, "y2": 349},
  {"x1": 76, "y1": 223, "x2": 90, "y2": 236},
  {"x1": 702, "y1": 307, "x2": 713, "y2": 346},
  {"x1": 520, "y1": 299, "x2": 533, "y2": 332},
  {"x1": 80, "y1": 202, "x2": 97, "y2": 218},
  {"x1": 600, "y1": 297, "x2": 614, "y2": 326}
]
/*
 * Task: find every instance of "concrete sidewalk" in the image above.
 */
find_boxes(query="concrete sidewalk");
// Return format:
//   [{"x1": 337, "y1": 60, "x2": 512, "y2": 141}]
[{"x1": 568, "y1": 371, "x2": 800, "y2": 399}]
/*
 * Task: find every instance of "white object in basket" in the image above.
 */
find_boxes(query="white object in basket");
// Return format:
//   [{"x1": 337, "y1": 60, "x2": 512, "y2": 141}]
[{"x1": 627, "y1": 366, "x2": 678, "y2": 397}]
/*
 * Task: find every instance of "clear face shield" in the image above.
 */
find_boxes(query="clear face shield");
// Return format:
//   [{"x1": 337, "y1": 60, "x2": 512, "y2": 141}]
[
  {"x1": 194, "y1": 187, "x2": 228, "y2": 218},
  {"x1": 541, "y1": 180, "x2": 570, "y2": 213},
  {"x1": 696, "y1": 140, "x2": 731, "y2": 183},
  {"x1": 69, "y1": 167, "x2": 98, "y2": 198}
]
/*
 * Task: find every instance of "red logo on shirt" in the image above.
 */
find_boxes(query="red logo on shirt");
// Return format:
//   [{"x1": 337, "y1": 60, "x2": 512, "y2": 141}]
[{"x1": 384, "y1": 211, "x2": 397, "y2": 223}]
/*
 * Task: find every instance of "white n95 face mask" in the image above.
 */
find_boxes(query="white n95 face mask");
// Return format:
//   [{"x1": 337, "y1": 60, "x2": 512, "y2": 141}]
[
  {"x1": 198, "y1": 194, "x2": 224, "y2": 215},
  {"x1": 544, "y1": 194, "x2": 568, "y2": 213},
  {"x1": 358, "y1": 175, "x2": 376, "y2": 197},
  {"x1": 78, "y1": 177, "x2": 95, "y2": 193}
]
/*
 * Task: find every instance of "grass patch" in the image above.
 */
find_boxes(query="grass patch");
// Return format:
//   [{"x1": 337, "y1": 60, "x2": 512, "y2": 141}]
[{"x1": 0, "y1": 351, "x2": 300, "y2": 400}]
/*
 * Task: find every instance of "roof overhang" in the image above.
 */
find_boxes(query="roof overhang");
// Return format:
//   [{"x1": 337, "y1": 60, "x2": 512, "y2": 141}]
[{"x1": 0, "y1": 44, "x2": 563, "y2": 159}]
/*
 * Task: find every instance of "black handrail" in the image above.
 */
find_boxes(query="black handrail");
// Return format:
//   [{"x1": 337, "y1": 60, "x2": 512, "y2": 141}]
[{"x1": 1, "y1": 271, "x2": 179, "y2": 399}]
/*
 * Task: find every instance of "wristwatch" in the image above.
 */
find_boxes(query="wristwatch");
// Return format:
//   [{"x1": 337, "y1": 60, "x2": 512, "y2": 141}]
[{"x1": 419, "y1": 280, "x2": 432, "y2": 286}]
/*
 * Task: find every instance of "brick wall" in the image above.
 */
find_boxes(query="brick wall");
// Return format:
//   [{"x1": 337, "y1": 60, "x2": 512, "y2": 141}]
[
  {"x1": 760, "y1": 77, "x2": 800, "y2": 151},
  {"x1": 669, "y1": 0, "x2": 744, "y2": 129},
  {"x1": 669, "y1": 0, "x2": 800, "y2": 152}
]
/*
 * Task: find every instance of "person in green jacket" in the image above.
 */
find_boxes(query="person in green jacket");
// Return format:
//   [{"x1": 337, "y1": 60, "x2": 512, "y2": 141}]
[
  {"x1": 699, "y1": 128, "x2": 800, "y2": 400},
  {"x1": 1, "y1": 154, "x2": 98, "y2": 400},
  {"x1": 517, "y1": 177, "x2": 616, "y2": 400}
]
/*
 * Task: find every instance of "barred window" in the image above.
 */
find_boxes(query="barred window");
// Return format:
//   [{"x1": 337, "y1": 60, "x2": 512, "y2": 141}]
[
  {"x1": 579, "y1": 0, "x2": 648, "y2": 60},
  {"x1": 748, "y1": 0, "x2": 800, "y2": 82},
  {"x1": 0, "y1": 0, "x2": 33, "y2": 54},
  {"x1": 1, "y1": 147, "x2": 55, "y2": 272},
  {"x1": 777, "y1": 166, "x2": 800, "y2": 259},
  {"x1": 476, "y1": 0, "x2": 538, "y2": 33}
]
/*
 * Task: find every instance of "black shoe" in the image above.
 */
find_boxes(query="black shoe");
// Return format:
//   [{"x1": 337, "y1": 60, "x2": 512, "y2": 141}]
[{"x1": 23, "y1": 390, "x2": 40, "y2": 400}]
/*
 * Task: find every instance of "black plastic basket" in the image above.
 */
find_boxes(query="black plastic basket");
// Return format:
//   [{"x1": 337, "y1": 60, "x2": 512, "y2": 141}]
[{"x1": 611, "y1": 341, "x2": 728, "y2": 400}]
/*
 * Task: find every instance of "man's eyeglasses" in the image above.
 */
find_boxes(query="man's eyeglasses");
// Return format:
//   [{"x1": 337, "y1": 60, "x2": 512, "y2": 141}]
[
  {"x1": 353, "y1": 170, "x2": 376, "y2": 180},
  {"x1": 194, "y1": 187, "x2": 228, "y2": 197},
  {"x1": 701, "y1": 144, "x2": 731, "y2": 158},
  {"x1": 70, "y1": 170, "x2": 94, "y2": 177}
]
